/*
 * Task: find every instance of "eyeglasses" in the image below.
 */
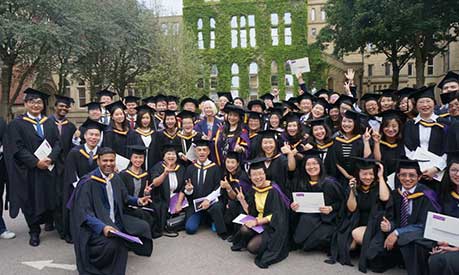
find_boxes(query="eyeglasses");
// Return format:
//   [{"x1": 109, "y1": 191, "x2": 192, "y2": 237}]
[
  {"x1": 27, "y1": 100, "x2": 44, "y2": 106},
  {"x1": 450, "y1": 168, "x2": 459, "y2": 175},
  {"x1": 398, "y1": 173, "x2": 418, "y2": 179}
]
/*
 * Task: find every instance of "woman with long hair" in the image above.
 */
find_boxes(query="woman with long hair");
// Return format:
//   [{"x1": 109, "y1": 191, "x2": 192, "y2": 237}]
[
  {"x1": 127, "y1": 105, "x2": 156, "y2": 169},
  {"x1": 103, "y1": 101, "x2": 131, "y2": 158}
]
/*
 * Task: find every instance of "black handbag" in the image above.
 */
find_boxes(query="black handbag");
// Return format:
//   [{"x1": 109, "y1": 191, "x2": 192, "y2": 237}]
[{"x1": 165, "y1": 212, "x2": 186, "y2": 236}]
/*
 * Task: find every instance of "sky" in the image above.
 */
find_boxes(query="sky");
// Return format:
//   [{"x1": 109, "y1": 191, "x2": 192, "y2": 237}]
[{"x1": 140, "y1": 0, "x2": 183, "y2": 16}]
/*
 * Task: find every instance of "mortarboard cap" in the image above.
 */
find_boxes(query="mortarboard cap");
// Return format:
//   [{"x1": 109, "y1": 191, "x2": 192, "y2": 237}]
[
  {"x1": 349, "y1": 156, "x2": 379, "y2": 170},
  {"x1": 313, "y1": 97, "x2": 330, "y2": 109},
  {"x1": 396, "y1": 87, "x2": 417, "y2": 99},
  {"x1": 223, "y1": 104, "x2": 245, "y2": 116},
  {"x1": 396, "y1": 158, "x2": 428, "y2": 172},
  {"x1": 82, "y1": 102, "x2": 102, "y2": 111},
  {"x1": 282, "y1": 100, "x2": 300, "y2": 111},
  {"x1": 198, "y1": 95, "x2": 211, "y2": 104},
  {"x1": 127, "y1": 145, "x2": 148, "y2": 155},
  {"x1": 440, "y1": 91, "x2": 458, "y2": 105},
  {"x1": 135, "y1": 105, "x2": 155, "y2": 113},
  {"x1": 361, "y1": 93, "x2": 381, "y2": 102},
  {"x1": 96, "y1": 89, "x2": 116, "y2": 98},
  {"x1": 177, "y1": 110, "x2": 197, "y2": 120},
  {"x1": 409, "y1": 85, "x2": 436, "y2": 102},
  {"x1": 307, "y1": 117, "x2": 328, "y2": 127},
  {"x1": 344, "y1": 109, "x2": 366, "y2": 120},
  {"x1": 155, "y1": 94, "x2": 168, "y2": 103},
  {"x1": 226, "y1": 151, "x2": 241, "y2": 161},
  {"x1": 81, "y1": 118, "x2": 106, "y2": 132},
  {"x1": 142, "y1": 96, "x2": 157, "y2": 104},
  {"x1": 336, "y1": 94, "x2": 358, "y2": 106},
  {"x1": 437, "y1": 71, "x2": 459, "y2": 89},
  {"x1": 105, "y1": 100, "x2": 126, "y2": 114},
  {"x1": 380, "y1": 89, "x2": 396, "y2": 99},
  {"x1": 282, "y1": 112, "x2": 302, "y2": 124},
  {"x1": 260, "y1": 93, "x2": 275, "y2": 101},
  {"x1": 297, "y1": 92, "x2": 316, "y2": 103},
  {"x1": 245, "y1": 157, "x2": 269, "y2": 170},
  {"x1": 24, "y1": 88, "x2": 50, "y2": 101},
  {"x1": 167, "y1": 95, "x2": 179, "y2": 103},
  {"x1": 181, "y1": 97, "x2": 199, "y2": 108},
  {"x1": 123, "y1": 96, "x2": 140, "y2": 104},
  {"x1": 217, "y1": 92, "x2": 233, "y2": 102},
  {"x1": 247, "y1": 99, "x2": 266, "y2": 111},
  {"x1": 55, "y1": 95, "x2": 75, "y2": 106},
  {"x1": 314, "y1": 89, "x2": 330, "y2": 98},
  {"x1": 194, "y1": 139, "x2": 210, "y2": 148},
  {"x1": 164, "y1": 110, "x2": 177, "y2": 117},
  {"x1": 247, "y1": 111, "x2": 263, "y2": 120},
  {"x1": 380, "y1": 109, "x2": 406, "y2": 122}
]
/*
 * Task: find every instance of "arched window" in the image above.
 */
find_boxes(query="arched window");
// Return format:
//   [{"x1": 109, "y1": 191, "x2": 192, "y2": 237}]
[
  {"x1": 210, "y1": 17, "x2": 216, "y2": 49},
  {"x1": 210, "y1": 64, "x2": 218, "y2": 90},
  {"x1": 311, "y1": 8, "x2": 316, "y2": 21},
  {"x1": 271, "y1": 61, "x2": 278, "y2": 87},
  {"x1": 285, "y1": 62, "x2": 294, "y2": 98},
  {"x1": 77, "y1": 79, "x2": 87, "y2": 108},
  {"x1": 197, "y1": 18, "x2": 204, "y2": 49},
  {"x1": 249, "y1": 62, "x2": 259, "y2": 96}
]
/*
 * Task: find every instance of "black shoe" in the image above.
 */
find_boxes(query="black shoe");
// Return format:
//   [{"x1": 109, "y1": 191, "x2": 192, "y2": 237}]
[
  {"x1": 255, "y1": 259, "x2": 269, "y2": 269},
  {"x1": 218, "y1": 232, "x2": 230, "y2": 240},
  {"x1": 231, "y1": 243, "x2": 243, "y2": 251},
  {"x1": 64, "y1": 235, "x2": 73, "y2": 244},
  {"x1": 29, "y1": 234, "x2": 40, "y2": 247},
  {"x1": 226, "y1": 235, "x2": 234, "y2": 243},
  {"x1": 44, "y1": 223, "x2": 54, "y2": 232},
  {"x1": 324, "y1": 258, "x2": 336, "y2": 265}
]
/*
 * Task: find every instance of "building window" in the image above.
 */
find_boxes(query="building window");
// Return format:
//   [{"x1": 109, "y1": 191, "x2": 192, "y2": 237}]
[
  {"x1": 368, "y1": 64, "x2": 373, "y2": 77},
  {"x1": 172, "y1": 23, "x2": 180, "y2": 35},
  {"x1": 311, "y1": 8, "x2": 316, "y2": 21},
  {"x1": 64, "y1": 79, "x2": 71, "y2": 97},
  {"x1": 209, "y1": 17, "x2": 216, "y2": 49},
  {"x1": 197, "y1": 78, "x2": 204, "y2": 89},
  {"x1": 248, "y1": 15, "x2": 256, "y2": 47},
  {"x1": 271, "y1": 13, "x2": 279, "y2": 46},
  {"x1": 77, "y1": 80, "x2": 86, "y2": 108},
  {"x1": 285, "y1": 62, "x2": 293, "y2": 93},
  {"x1": 408, "y1": 63, "x2": 413, "y2": 76},
  {"x1": 249, "y1": 62, "x2": 259, "y2": 90},
  {"x1": 320, "y1": 8, "x2": 326, "y2": 21},
  {"x1": 271, "y1": 61, "x2": 278, "y2": 87},
  {"x1": 161, "y1": 23, "x2": 168, "y2": 35},
  {"x1": 385, "y1": 63, "x2": 391, "y2": 76},
  {"x1": 210, "y1": 65, "x2": 218, "y2": 90},
  {"x1": 197, "y1": 18, "x2": 204, "y2": 49},
  {"x1": 311, "y1": 28, "x2": 317, "y2": 36},
  {"x1": 427, "y1": 57, "x2": 434, "y2": 75},
  {"x1": 284, "y1": 13, "x2": 292, "y2": 45},
  {"x1": 231, "y1": 63, "x2": 240, "y2": 94}
]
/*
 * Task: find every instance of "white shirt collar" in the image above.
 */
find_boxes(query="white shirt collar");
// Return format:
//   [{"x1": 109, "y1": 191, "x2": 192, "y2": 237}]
[
  {"x1": 414, "y1": 113, "x2": 438, "y2": 124},
  {"x1": 27, "y1": 112, "x2": 41, "y2": 120},
  {"x1": 99, "y1": 168, "x2": 112, "y2": 181},
  {"x1": 197, "y1": 159, "x2": 211, "y2": 166},
  {"x1": 84, "y1": 144, "x2": 97, "y2": 154},
  {"x1": 401, "y1": 185, "x2": 417, "y2": 194}
]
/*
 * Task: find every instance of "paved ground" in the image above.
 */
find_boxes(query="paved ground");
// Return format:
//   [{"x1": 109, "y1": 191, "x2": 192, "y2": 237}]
[{"x1": 0, "y1": 214, "x2": 406, "y2": 275}]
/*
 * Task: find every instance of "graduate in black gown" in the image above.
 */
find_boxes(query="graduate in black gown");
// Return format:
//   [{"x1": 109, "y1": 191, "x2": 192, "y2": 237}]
[
  {"x1": 428, "y1": 157, "x2": 459, "y2": 275},
  {"x1": 246, "y1": 111, "x2": 263, "y2": 159},
  {"x1": 281, "y1": 112, "x2": 308, "y2": 161},
  {"x1": 78, "y1": 102, "x2": 104, "y2": 146},
  {"x1": 328, "y1": 157, "x2": 393, "y2": 272},
  {"x1": 381, "y1": 159, "x2": 440, "y2": 275},
  {"x1": 373, "y1": 110, "x2": 406, "y2": 177},
  {"x1": 404, "y1": 86, "x2": 448, "y2": 191},
  {"x1": 69, "y1": 148, "x2": 153, "y2": 275},
  {"x1": 0, "y1": 116, "x2": 15, "y2": 239},
  {"x1": 49, "y1": 95, "x2": 77, "y2": 237},
  {"x1": 119, "y1": 145, "x2": 160, "y2": 238},
  {"x1": 152, "y1": 94, "x2": 167, "y2": 131},
  {"x1": 63, "y1": 119, "x2": 105, "y2": 243},
  {"x1": 103, "y1": 101, "x2": 131, "y2": 158},
  {"x1": 291, "y1": 151, "x2": 343, "y2": 253},
  {"x1": 176, "y1": 110, "x2": 202, "y2": 166},
  {"x1": 151, "y1": 110, "x2": 181, "y2": 165},
  {"x1": 183, "y1": 139, "x2": 228, "y2": 238},
  {"x1": 127, "y1": 105, "x2": 156, "y2": 170},
  {"x1": 4, "y1": 88, "x2": 61, "y2": 247},
  {"x1": 150, "y1": 144, "x2": 186, "y2": 233},
  {"x1": 230, "y1": 157, "x2": 290, "y2": 269},
  {"x1": 326, "y1": 110, "x2": 371, "y2": 184}
]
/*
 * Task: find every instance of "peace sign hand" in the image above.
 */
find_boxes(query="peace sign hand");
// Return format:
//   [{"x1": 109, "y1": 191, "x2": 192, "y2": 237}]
[
  {"x1": 234, "y1": 186, "x2": 245, "y2": 202},
  {"x1": 144, "y1": 180, "x2": 153, "y2": 196},
  {"x1": 363, "y1": 127, "x2": 372, "y2": 142},
  {"x1": 185, "y1": 179, "x2": 193, "y2": 192}
]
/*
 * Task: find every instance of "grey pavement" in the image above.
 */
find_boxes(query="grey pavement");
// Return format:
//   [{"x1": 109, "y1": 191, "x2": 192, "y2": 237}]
[{"x1": 0, "y1": 214, "x2": 406, "y2": 275}]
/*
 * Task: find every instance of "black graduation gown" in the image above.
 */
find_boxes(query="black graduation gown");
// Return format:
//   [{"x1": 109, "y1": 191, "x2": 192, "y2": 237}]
[
  {"x1": 150, "y1": 162, "x2": 185, "y2": 231},
  {"x1": 176, "y1": 131, "x2": 203, "y2": 166},
  {"x1": 184, "y1": 161, "x2": 226, "y2": 234},
  {"x1": 221, "y1": 169, "x2": 251, "y2": 232},
  {"x1": 70, "y1": 169, "x2": 152, "y2": 275},
  {"x1": 3, "y1": 115, "x2": 61, "y2": 219},
  {"x1": 245, "y1": 185, "x2": 290, "y2": 267},
  {"x1": 379, "y1": 140, "x2": 404, "y2": 177},
  {"x1": 126, "y1": 128, "x2": 156, "y2": 170},
  {"x1": 263, "y1": 154, "x2": 289, "y2": 195},
  {"x1": 62, "y1": 145, "x2": 100, "y2": 238},
  {"x1": 49, "y1": 115, "x2": 76, "y2": 157},
  {"x1": 152, "y1": 113, "x2": 164, "y2": 131},
  {"x1": 151, "y1": 130, "x2": 181, "y2": 166},
  {"x1": 446, "y1": 120, "x2": 459, "y2": 162},
  {"x1": 102, "y1": 127, "x2": 130, "y2": 158},
  {"x1": 0, "y1": 117, "x2": 7, "y2": 219},
  {"x1": 292, "y1": 177, "x2": 344, "y2": 251},
  {"x1": 325, "y1": 134, "x2": 364, "y2": 184},
  {"x1": 442, "y1": 191, "x2": 459, "y2": 218},
  {"x1": 390, "y1": 184, "x2": 438, "y2": 275},
  {"x1": 248, "y1": 132, "x2": 261, "y2": 159},
  {"x1": 119, "y1": 168, "x2": 159, "y2": 236}
]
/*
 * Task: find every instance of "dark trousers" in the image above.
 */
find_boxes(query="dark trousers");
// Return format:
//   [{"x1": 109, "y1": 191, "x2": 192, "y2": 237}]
[
  {"x1": 24, "y1": 210, "x2": 53, "y2": 235},
  {"x1": 429, "y1": 251, "x2": 459, "y2": 275},
  {"x1": 400, "y1": 242, "x2": 431, "y2": 275}
]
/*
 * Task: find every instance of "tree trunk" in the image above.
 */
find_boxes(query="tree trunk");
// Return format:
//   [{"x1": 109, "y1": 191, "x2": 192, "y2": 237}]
[
  {"x1": 1, "y1": 61, "x2": 14, "y2": 119},
  {"x1": 414, "y1": 38, "x2": 426, "y2": 88},
  {"x1": 390, "y1": 62, "x2": 400, "y2": 90}
]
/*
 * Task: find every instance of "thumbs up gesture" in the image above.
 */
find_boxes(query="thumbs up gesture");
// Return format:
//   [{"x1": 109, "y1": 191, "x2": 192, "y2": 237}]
[{"x1": 380, "y1": 216, "x2": 392, "y2": 233}]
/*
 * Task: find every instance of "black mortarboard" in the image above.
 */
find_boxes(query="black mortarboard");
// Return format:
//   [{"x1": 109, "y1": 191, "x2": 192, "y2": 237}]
[
  {"x1": 217, "y1": 92, "x2": 233, "y2": 102},
  {"x1": 396, "y1": 87, "x2": 417, "y2": 99},
  {"x1": 314, "y1": 89, "x2": 330, "y2": 98},
  {"x1": 142, "y1": 96, "x2": 157, "y2": 104},
  {"x1": 161, "y1": 144, "x2": 180, "y2": 155},
  {"x1": 198, "y1": 95, "x2": 211, "y2": 104},
  {"x1": 361, "y1": 93, "x2": 381, "y2": 102},
  {"x1": 267, "y1": 107, "x2": 284, "y2": 117},
  {"x1": 167, "y1": 95, "x2": 179, "y2": 103},
  {"x1": 282, "y1": 112, "x2": 301, "y2": 123},
  {"x1": 55, "y1": 95, "x2": 75, "y2": 106},
  {"x1": 164, "y1": 110, "x2": 177, "y2": 117},
  {"x1": 181, "y1": 97, "x2": 199, "y2": 108},
  {"x1": 440, "y1": 91, "x2": 458, "y2": 105},
  {"x1": 82, "y1": 102, "x2": 102, "y2": 111},
  {"x1": 396, "y1": 158, "x2": 428, "y2": 172},
  {"x1": 155, "y1": 94, "x2": 168, "y2": 103},
  {"x1": 299, "y1": 148, "x2": 327, "y2": 159},
  {"x1": 135, "y1": 105, "x2": 155, "y2": 113},
  {"x1": 260, "y1": 93, "x2": 275, "y2": 101},
  {"x1": 194, "y1": 139, "x2": 210, "y2": 148},
  {"x1": 177, "y1": 110, "x2": 196, "y2": 120},
  {"x1": 105, "y1": 100, "x2": 126, "y2": 114},
  {"x1": 245, "y1": 157, "x2": 269, "y2": 170},
  {"x1": 446, "y1": 150, "x2": 459, "y2": 164},
  {"x1": 297, "y1": 92, "x2": 316, "y2": 103},
  {"x1": 273, "y1": 102, "x2": 284, "y2": 108},
  {"x1": 259, "y1": 129, "x2": 280, "y2": 140},
  {"x1": 223, "y1": 104, "x2": 245, "y2": 116},
  {"x1": 24, "y1": 88, "x2": 50, "y2": 101},
  {"x1": 336, "y1": 94, "x2": 357, "y2": 106},
  {"x1": 124, "y1": 96, "x2": 140, "y2": 104},
  {"x1": 380, "y1": 89, "x2": 396, "y2": 99},
  {"x1": 409, "y1": 85, "x2": 436, "y2": 102},
  {"x1": 380, "y1": 109, "x2": 406, "y2": 121},
  {"x1": 247, "y1": 99, "x2": 266, "y2": 111},
  {"x1": 350, "y1": 156, "x2": 379, "y2": 170},
  {"x1": 81, "y1": 118, "x2": 106, "y2": 132},
  {"x1": 96, "y1": 89, "x2": 116, "y2": 98},
  {"x1": 247, "y1": 111, "x2": 263, "y2": 120},
  {"x1": 344, "y1": 109, "x2": 367, "y2": 120},
  {"x1": 437, "y1": 71, "x2": 459, "y2": 89},
  {"x1": 313, "y1": 97, "x2": 329, "y2": 109},
  {"x1": 127, "y1": 145, "x2": 148, "y2": 157},
  {"x1": 307, "y1": 117, "x2": 328, "y2": 127},
  {"x1": 226, "y1": 151, "x2": 241, "y2": 161},
  {"x1": 282, "y1": 100, "x2": 300, "y2": 111}
]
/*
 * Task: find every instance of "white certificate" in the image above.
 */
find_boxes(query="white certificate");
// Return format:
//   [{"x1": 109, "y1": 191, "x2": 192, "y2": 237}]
[
  {"x1": 186, "y1": 143, "x2": 197, "y2": 162},
  {"x1": 386, "y1": 172, "x2": 396, "y2": 190},
  {"x1": 115, "y1": 154, "x2": 130, "y2": 171},
  {"x1": 292, "y1": 192, "x2": 325, "y2": 213},
  {"x1": 34, "y1": 139, "x2": 54, "y2": 171},
  {"x1": 412, "y1": 147, "x2": 445, "y2": 181},
  {"x1": 424, "y1": 211, "x2": 459, "y2": 247},
  {"x1": 288, "y1": 57, "x2": 310, "y2": 74}
]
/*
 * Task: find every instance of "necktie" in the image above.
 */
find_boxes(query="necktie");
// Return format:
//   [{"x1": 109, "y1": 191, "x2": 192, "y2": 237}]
[
  {"x1": 198, "y1": 164, "x2": 205, "y2": 186},
  {"x1": 400, "y1": 191, "x2": 410, "y2": 227},
  {"x1": 88, "y1": 151, "x2": 94, "y2": 166},
  {"x1": 35, "y1": 118, "x2": 44, "y2": 138},
  {"x1": 130, "y1": 118, "x2": 135, "y2": 129},
  {"x1": 106, "y1": 180, "x2": 115, "y2": 222}
]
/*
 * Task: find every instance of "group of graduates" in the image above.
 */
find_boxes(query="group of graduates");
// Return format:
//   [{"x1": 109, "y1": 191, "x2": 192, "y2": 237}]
[{"x1": 1, "y1": 69, "x2": 459, "y2": 275}]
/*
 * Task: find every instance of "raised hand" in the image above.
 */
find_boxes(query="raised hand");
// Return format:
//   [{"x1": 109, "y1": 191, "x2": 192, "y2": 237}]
[
  {"x1": 280, "y1": 142, "x2": 292, "y2": 155},
  {"x1": 345, "y1": 68, "x2": 355, "y2": 81},
  {"x1": 371, "y1": 131, "x2": 381, "y2": 143},
  {"x1": 377, "y1": 162, "x2": 385, "y2": 179},
  {"x1": 185, "y1": 179, "x2": 193, "y2": 192},
  {"x1": 234, "y1": 186, "x2": 245, "y2": 202},
  {"x1": 220, "y1": 176, "x2": 231, "y2": 190},
  {"x1": 144, "y1": 180, "x2": 153, "y2": 196},
  {"x1": 363, "y1": 127, "x2": 372, "y2": 142},
  {"x1": 138, "y1": 195, "x2": 152, "y2": 206}
]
